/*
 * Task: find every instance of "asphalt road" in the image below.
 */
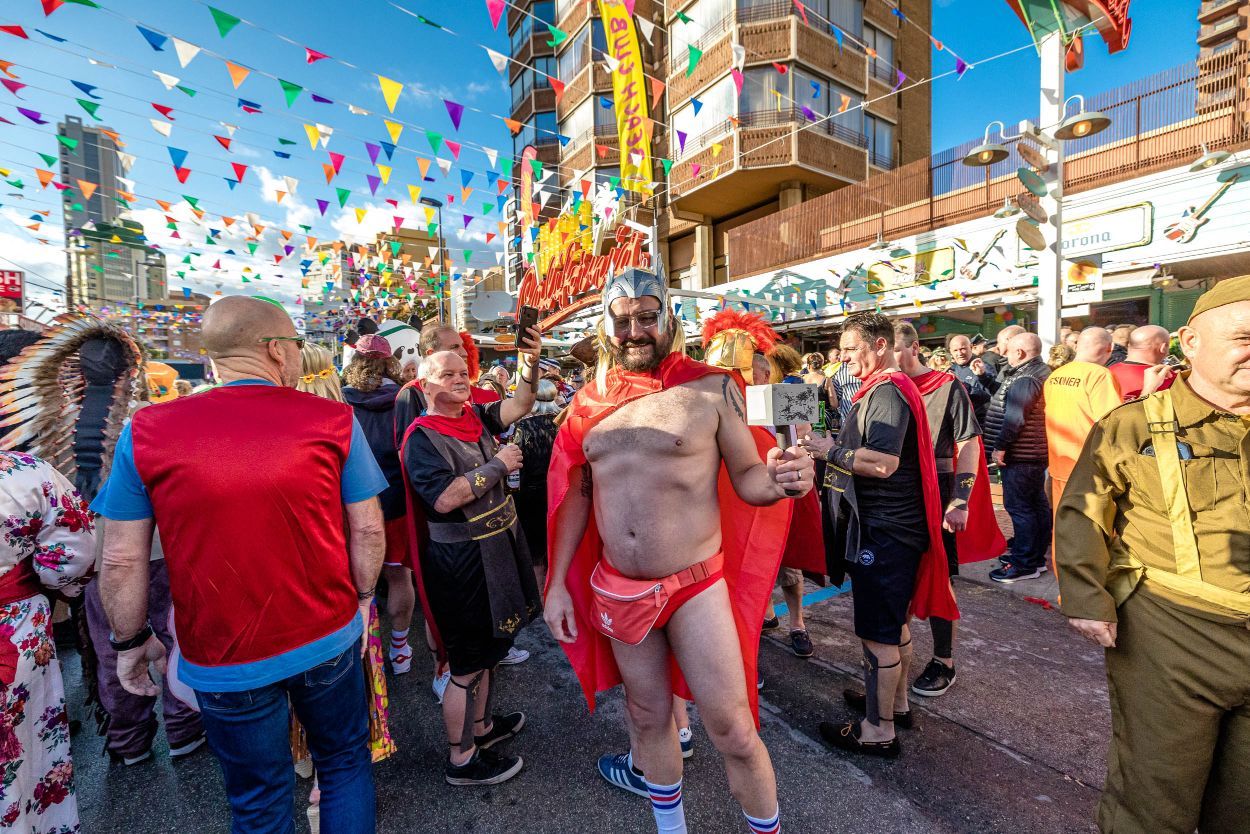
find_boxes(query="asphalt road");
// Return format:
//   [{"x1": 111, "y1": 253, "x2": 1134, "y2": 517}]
[{"x1": 66, "y1": 560, "x2": 1108, "y2": 834}]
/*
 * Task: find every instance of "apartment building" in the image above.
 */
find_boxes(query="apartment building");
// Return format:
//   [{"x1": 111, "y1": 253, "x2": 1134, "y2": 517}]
[
  {"x1": 1197, "y1": 0, "x2": 1249, "y2": 113},
  {"x1": 505, "y1": 0, "x2": 932, "y2": 290}
]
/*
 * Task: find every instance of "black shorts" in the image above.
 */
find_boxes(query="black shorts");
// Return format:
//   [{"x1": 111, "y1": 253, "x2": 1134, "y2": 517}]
[
  {"x1": 847, "y1": 525, "x2": 922, "y2": 645},
  {"x1": 421, "y1": 540, "x2": 513, "y2": 676}
]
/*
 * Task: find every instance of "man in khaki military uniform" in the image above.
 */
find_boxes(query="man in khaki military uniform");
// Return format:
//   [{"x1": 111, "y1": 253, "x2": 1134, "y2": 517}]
[{"x1": 1055, "y1": 274, "x2": 1250, "y2": 834}]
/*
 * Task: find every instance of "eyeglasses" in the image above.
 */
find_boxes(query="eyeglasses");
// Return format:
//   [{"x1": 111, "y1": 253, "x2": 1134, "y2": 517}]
[
  {"x1": 259, "y1": 336, "x2": 305, "y2": 349},
  {"x1": 610, "y1": 311, "x2": 661, "y2": 334}
]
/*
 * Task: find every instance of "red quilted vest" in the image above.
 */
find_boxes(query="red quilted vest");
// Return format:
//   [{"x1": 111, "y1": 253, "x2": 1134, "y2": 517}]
[{"x1": 130, "y1": 384, "x2": 357, "y2": 667}]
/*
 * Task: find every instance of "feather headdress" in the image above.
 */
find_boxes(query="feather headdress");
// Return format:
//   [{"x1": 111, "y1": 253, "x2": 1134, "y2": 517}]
[{"x1": 0, "y1": 314, "x2": 141, "y2": 488}]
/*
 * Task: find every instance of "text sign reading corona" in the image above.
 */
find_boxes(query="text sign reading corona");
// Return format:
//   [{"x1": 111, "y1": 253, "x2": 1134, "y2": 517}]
[
  {"x1": 598, "y1": 0, "x2": 653, "y2": 194},
  {"x1": 517, "y1": 226, "x2": 649, "y2": 330}
]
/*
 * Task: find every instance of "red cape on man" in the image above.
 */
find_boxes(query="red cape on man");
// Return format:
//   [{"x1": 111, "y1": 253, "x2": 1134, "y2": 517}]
[
  {"x1": 910, "y1": 370, "x2": 1007, "y2": 564},
  {"x1": 747, "y1": 426, "x2": 825, "y2": 574},
  {"x1": 547, "y1": 354, "x2": 792, "y2": 725},
  {"x1": 852, "y1": 372, "x2": 959, "y2": 621}
]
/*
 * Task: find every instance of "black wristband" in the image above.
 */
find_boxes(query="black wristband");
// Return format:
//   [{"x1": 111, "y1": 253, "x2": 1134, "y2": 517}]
[
  {"x1": 825, "y1": 446, "x2": 856, "y2": 472},
  {"x1": 109, "y1": 623, "x2": 153, "y2": 653},
  {"x1": 357, "y1": 587, "x2": 376, "y2": 601},
  {"x1": 466, "y1": 458, "x2": 508, "y2": 498},
  {"x1": 951, "y1": 472, "x2": 976, "y2": 506}
]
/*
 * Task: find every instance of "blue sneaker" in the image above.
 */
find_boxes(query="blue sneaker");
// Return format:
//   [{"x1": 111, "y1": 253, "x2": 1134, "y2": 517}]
[
  {"x1": 597, "y1": 752, "x2": 648, "y2": 798},
  {"x1": 990, "y1": 564, "x2": 1041, "y2": 583},
  {"x1": 678, "y1": 728, "x2": 694, "y2": 759}
]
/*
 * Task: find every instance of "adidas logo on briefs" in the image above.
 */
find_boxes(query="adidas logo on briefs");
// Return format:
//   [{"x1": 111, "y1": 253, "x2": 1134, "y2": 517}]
[{"x1": 600, "y1": 611, "x2": 613, "y2": 631}]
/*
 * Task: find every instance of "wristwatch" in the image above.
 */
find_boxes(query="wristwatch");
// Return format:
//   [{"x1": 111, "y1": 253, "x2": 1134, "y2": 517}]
[{"x1": 109, "y1": 622, "x2": 153, "y2": 653}]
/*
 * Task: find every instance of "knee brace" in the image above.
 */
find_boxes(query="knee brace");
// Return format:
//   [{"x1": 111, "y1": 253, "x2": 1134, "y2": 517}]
[{"x1": 862, "y1": 646, "x2": 900, "y2": 727}]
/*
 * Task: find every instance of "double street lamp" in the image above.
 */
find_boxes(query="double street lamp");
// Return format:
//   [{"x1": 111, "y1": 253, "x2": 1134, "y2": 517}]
[{"x1": 962, "y1": 34, "x2": 1112, "y2": 348}]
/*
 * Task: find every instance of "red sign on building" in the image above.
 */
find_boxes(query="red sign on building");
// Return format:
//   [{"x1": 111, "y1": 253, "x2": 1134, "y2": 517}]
[{"x1": 0, "y1": 270, "x2": 23, "y2": 314}]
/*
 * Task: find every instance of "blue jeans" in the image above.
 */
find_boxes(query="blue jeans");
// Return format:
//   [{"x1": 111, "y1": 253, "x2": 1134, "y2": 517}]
[
  {"x1": 1001, "y1": 461, "x2": 1052, "y2": 571},
  {"x1": 196, "y1": 646, "x2": 375, "y2": 834}
]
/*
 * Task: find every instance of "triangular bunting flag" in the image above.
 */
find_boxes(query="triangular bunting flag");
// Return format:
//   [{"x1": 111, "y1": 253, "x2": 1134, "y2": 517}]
[
  {"x1": 377, "y1": 75, "x2": 402, "y2": 112},
  {"x1": 172, "y1": 38, "x2": 201, "y2": 67},
  {"x1": 279, "y1": 79, "x2": 302, "y2": 107},
  {"x1": 208, "y1": 7, "x2": 241, "y2": 38},
  {"x1": 225, "y1": 61, "x2": 250, "y2": 89}
]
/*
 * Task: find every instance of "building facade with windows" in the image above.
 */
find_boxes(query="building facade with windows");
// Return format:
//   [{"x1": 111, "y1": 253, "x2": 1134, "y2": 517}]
[
  {"x1": 1197, "y1": 0, "x2": 1249, "y2": 114},
  {"x1": 504, "y1": 0, "x2": 932, "y2": 292}
]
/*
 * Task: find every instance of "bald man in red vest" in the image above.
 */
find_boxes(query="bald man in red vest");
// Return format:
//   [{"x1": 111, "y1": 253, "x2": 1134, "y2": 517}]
[{"x1": 94, "y1": 297, "x2": 388, "y2": 833}]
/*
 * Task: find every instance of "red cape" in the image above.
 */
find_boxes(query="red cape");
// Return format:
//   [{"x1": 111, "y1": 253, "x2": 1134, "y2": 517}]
[
  {"x1": 547, "y1": 354, "x2": 791, "y2": 725},
  {"x1": 852, "y1": 372, "x2": 959, "y2": 621},
  {"x1": 751, "y1": 426, "x2": 826, "y2": 574},
  {"x1": 910, "y1": 370, "x2": 1007, "y2": 564}
]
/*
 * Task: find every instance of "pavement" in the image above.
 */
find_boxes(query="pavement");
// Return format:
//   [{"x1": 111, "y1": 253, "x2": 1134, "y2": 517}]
[{"x1": 66, "y1": 538, "x2": 1107, "y2": 834}]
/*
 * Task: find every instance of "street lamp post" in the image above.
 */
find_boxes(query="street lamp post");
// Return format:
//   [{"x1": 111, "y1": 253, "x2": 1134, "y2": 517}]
[
  {"x1": 419, "y1": 196, "x2": 447, "y2": 324},
  {"x1": 963, "y1": 30, "x2": 1111, "y2": 349},
  {"x1": 1035, "y1": 31, "x2": 1066, "y2": 349}
]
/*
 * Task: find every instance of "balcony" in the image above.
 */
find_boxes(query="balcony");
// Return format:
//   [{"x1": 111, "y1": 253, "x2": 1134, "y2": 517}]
[
  {"x1": 869, "y1": 151, "x2": 897, "y2": 171},
  {"x1": 511, "y1": 85, "x2": 557, "y2": 124},
  {"x1": 555, "y1": 0, "x2": 591, "y2": 39},
  {"x1": 556, "y1": 61, "x2": 612, "y2": 120},
  {"x1": 512, "y1": 32, "x2": 554, "y2": 76},
  {"x1": 666, "y1": 107, "x2": 866, "y2": 217},
  {"x1": 665, "y1": 4, "x2": 876, "y2": 106},
  {"x1": 1198, "y1": 14, "x2": 1245, "y2": 47},
  {"x1": 1199, "y1": 0, "x2": 1242, "y2": 25}
]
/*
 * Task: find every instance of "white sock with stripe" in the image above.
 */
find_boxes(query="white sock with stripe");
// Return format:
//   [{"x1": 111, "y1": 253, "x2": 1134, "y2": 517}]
[
  {"x1": 645, "y1": 778, "x2": 686, "y2": 833},
  {"x1": 744, "y1": 807, "x2": 780, "y2": 833}
]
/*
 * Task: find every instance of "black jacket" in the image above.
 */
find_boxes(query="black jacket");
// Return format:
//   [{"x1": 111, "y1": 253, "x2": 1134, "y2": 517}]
[
  {"x1": 343, "y1": 382, "x2": 405, "y2": 520},
  {"x1": 983, "y1": 357, "x2": 1050, "y2": 464},
  {"x1": 950, "y1": 360, "x2": 998, "y2": 429}
]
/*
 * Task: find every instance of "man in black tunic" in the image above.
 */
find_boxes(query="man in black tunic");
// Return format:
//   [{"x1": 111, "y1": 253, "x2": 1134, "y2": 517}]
[{"x1": 401, "y1": 330, "x2": 542, "y2": 786}]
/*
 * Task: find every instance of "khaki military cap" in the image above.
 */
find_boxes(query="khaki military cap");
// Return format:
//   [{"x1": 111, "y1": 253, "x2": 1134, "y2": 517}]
[{"x1": 1189, "y1": 274, "x2": 1250, "y2": 325}]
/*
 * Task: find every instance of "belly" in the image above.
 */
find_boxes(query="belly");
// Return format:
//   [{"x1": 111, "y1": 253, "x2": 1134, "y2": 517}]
[{"x1": 584, "y1": 396, "x2": 724, "y2": 578}]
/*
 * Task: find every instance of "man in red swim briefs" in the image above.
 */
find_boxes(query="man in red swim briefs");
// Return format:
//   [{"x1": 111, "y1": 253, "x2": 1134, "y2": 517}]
[{"x1": 544, "y1": 263, "x2": 814, "y2": 834}]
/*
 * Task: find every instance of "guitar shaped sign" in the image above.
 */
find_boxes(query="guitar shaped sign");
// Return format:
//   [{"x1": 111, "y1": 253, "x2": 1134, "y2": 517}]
[
  {"x1": 1165, "y1": 173, "x2": 1240, "y2": 244},
  {"x1": 960, "y1": 228, "x2": 1008, "y2": 281}
]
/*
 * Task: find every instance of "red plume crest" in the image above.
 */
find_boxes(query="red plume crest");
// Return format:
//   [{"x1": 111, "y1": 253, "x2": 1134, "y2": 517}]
[{"x1": 700, "y1": 308, "x2": 780, "y2": 354}]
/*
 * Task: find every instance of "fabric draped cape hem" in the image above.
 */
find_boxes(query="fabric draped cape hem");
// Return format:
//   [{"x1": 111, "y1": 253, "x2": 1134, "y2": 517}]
[
  {"x1": 909, "y1": 370, "x2": 1006, "y2": 564},
  {"x1": 546, "y1": 354, "x2": 792, "y2": 725},
  {"x1": 852, "y1": 371, "x2": 960, "y2": 621}
]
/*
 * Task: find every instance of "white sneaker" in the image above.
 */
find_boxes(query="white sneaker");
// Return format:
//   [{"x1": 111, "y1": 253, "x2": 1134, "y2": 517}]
[
  {"x1": 498, "y1": 646, "x2": 530, "y2": 666},
  {"x1": 389, "y1": 645, "x2": 412, "y2": 675},
  {"x1": 433, "y1": 670, "x2": 451, "y2": 704},
  {"x1": 169, "y1": 733, "x2": 206, "y2": 759}
]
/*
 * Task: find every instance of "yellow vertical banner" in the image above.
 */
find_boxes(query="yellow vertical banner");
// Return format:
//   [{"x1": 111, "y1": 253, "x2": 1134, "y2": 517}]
[{"x1": 598, "y1": 0, "x2": 653, "y2": 194}]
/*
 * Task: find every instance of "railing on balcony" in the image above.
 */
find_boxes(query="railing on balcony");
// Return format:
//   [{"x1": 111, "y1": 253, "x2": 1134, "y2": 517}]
[
  {"x1": 868, "y1": 60, "x2": 896, "y2": 85},
  {"x1": 727, "y1": 45, "x2": 1250, "y2": 280},
  {"x1": 1200, "y1": 0, "x2": 1241, "y2": 18},
  {"x1": 1199, "y1": 14, "x2": 1245, "y2": 43},
  {"x1": 869, "y1": 150, "x2": 896, "y2": 170},
  {"x1": 738, "y1": 107, "x2": 869, "y2": 148}
]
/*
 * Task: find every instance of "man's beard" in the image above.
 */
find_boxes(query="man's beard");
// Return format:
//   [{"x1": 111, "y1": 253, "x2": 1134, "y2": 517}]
[{"x1": 609, "y1": 332, "x2": 669, "y2": 372}]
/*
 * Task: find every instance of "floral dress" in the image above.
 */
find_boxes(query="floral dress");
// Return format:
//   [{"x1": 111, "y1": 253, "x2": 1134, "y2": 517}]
[{"x1": 0, "y1": 452, "x2": 95, "y2": 834}]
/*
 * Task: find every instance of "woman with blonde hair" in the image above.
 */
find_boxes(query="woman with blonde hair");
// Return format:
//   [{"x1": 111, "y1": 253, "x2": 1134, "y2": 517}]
[
  {"x1": 768, "y1": 343, "x2": 805, "y2": 384},
  {"x1": 296, "y1": 342, "x2": 344, "y2": 403},
  {"x1": 293, "y1": 341, "x2": 394, "y2": 831},
  {"x1": 1047, "y1": 343, "x2": 1075, "y2": 370}
]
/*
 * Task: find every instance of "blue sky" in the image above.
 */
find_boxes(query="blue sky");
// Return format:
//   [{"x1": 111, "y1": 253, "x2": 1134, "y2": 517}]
[
  {"x1": 0, "y1": 0, "x2": 1199, "y2": 312},
  {"x1": 931, "y1": 0, "x2": 1197, "y2": 148}
]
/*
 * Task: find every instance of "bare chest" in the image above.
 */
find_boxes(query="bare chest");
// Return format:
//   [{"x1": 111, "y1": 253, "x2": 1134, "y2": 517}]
[{"x1": 584, "y1": 385, "x2": 718, "y2": 463}]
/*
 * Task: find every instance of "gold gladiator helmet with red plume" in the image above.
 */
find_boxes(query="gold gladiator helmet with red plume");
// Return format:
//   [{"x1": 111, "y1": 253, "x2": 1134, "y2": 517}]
[{"x1": 700, "y1": 308, "x2": 780, "y2": 376}]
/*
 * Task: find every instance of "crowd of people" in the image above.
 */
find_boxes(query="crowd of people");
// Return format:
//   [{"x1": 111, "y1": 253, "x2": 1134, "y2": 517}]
[{"x1": 0, "y1": 270, "x2": 1247, "y2": 834}]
